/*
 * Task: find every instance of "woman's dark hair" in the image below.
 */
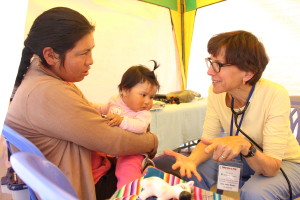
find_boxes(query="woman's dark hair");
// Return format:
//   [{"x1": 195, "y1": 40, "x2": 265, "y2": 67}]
[
  {"x1": 15, "y1": 7, "x2": 95, "y2": 88},
  {"x1": 207, "y1": 30, "x2": 269, "y2": 85},
  {"x1": 118, "y1": 60, "x2": 160, "y2": 92}
]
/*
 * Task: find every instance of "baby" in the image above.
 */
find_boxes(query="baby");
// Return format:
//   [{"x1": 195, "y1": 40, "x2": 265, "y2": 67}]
[{"x1": 92, "y1": 60, "x2": 160, "y2": 189}]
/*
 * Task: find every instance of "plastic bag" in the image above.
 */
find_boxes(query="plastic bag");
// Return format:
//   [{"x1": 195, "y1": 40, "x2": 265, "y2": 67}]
[{"x1": 166, "y1": 90, "x2": 201, "y2": 103}]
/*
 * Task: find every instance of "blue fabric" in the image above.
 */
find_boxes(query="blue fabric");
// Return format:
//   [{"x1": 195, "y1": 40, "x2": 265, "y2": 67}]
[
  {"x1": 241, "y1": 161, "x2": 300, "y2": 200},
  {"x1": 182, "y1": 156, "x2": 300, "y2": 200}
]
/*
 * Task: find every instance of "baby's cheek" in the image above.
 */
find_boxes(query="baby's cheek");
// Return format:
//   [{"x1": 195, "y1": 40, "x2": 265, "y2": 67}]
[{"x1": 147, "y1": 103, "x2": 153, "y2": 110}]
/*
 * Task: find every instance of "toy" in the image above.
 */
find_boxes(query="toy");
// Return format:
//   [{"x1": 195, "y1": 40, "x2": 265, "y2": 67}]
[{"x1": 139, "y1": 176, "x2": 194, "y2": 200}]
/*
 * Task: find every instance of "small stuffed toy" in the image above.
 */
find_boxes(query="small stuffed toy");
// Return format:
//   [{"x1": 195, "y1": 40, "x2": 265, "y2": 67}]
[{"x1": 139, "y1": 177, "x2": 194, "y2": 200}]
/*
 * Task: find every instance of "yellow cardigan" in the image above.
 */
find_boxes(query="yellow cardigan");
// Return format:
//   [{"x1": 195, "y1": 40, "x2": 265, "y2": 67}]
[{"x1": 202, "y1": 78, "x2": 300, "y2": 162}]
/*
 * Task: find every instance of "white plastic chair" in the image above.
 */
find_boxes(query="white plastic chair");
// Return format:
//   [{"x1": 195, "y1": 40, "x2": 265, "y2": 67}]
[
  {"x1": 2, "y1": 124, "x2": 44, "y2": 200},
  {"x1": 10, "y1": 152, "x2": 79, "y2": 200}
]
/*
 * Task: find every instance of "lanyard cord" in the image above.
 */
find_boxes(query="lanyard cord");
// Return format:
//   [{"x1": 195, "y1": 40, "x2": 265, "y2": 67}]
[
  {"x1": 230, "y1": 84, "x2": 255, "y2": 136},
  {"x1": 229, "y1": 84, "x2": 292, "y2": 200}
]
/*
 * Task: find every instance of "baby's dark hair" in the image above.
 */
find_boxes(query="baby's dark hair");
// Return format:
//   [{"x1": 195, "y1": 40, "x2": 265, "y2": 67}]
[{"x1": 118, "y1": 60, "x2": 160, "y2": 92}]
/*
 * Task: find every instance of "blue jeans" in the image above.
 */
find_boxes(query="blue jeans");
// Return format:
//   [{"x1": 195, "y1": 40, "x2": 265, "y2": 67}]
[{"x1": 183, "y1": 156, "x2": 300, "y2": 200}]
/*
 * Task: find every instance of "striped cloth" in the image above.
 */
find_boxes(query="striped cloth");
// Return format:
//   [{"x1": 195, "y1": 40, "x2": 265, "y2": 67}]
[{"x1": 113, "y1": 167, "x2": 238, "y2": 200}]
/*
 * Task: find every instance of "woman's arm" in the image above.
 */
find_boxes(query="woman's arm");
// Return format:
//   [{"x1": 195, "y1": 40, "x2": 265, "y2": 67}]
[
  {"x1": 90, "y1": 102, "x2": 109, "y2": 114},
  {"x1": 202, "y1": 136, "x2": 282, "y2": 176},
  {"x1": 26, "y1": 82, "x2": 158, "y2": 157},
  {"x1": 243, "y1": 149, "x2": 281, "y2": 176},
  {"x1": 188, "y1": 140, "x2": 212, "y2": 166}
]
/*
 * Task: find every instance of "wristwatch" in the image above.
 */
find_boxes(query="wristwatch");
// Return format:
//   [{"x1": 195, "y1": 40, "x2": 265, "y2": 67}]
[{"x1": 243, "y1": 142, "x2": 256, "y2": 158}]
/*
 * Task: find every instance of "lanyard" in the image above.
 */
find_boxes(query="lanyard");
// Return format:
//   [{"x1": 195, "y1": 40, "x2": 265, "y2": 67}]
[{"x1": 230, "y1": 85, "x2": 255, "y2": 136}]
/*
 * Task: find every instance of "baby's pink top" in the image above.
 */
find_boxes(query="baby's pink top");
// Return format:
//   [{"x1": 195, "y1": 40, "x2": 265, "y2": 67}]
[{"x1": 100, "y1": 94, "x2": 151, "y2": 133}]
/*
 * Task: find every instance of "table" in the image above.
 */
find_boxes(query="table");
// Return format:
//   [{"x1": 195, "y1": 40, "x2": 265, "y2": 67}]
[{"x1": 150, "y1": 98, "x2": 207, "y2": 155}]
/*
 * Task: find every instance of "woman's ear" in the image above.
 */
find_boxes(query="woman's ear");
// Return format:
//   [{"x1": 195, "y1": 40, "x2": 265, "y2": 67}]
[
  {"x1": 243, "y1": 71, "x2": 254, "y2": 84},
  {"x1": 43, "y1": 47, "x2": 59, "y2": 66}
]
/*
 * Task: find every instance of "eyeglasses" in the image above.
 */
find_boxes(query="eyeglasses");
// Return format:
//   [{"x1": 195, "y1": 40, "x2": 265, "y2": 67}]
[{"x1": 205, "y1": 57, "x2": 232, "y2": 73}]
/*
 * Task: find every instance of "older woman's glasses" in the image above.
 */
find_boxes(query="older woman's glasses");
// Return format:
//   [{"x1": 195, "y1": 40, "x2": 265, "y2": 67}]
[{"x1": 205, "y1": 57, "x2": 232, "y2": 73}]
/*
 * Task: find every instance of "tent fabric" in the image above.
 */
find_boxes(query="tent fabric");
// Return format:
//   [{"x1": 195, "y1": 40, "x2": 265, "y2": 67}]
[
  {"x1": 0, "y1": 1, "x2": 28, "y2": 132},
  {"x1": 182, "y1": 10, "x2": 196, "y2": 85},
  {"x1": 182, "y1": 0, "x2": 224, "y2": 87},
  {"x1": 195, "y1": 0, "x2": 224, "y2": 10},
  {"x1": 139, "y1": 0, "x2": 178, "y2": 11},
  {"x1": 170, "y1": 9, "x2": 185, "y2": 88}
]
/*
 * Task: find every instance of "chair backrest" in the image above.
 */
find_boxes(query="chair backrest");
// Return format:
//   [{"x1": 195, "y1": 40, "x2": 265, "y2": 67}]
[
  {"x1": 290, "y1": 97, "x2": 300, "y2": 199},
  {"x1": 10, "y1": 152, "x2": 79, "y2": 200},
  {"x1": 290, "y1": 96, "x2": 300, "y2": 144},
  {"x1": 2, "y1": 124, "x2": 44, "y2": 200},
  {"x1": 2, "y1": 124, "x2": 45, "y2": 158}
]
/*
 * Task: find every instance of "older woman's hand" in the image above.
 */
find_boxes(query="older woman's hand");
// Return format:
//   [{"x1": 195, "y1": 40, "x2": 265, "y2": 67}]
[
  {"x1": 201, "y1": 136, "x2": 251, "y2": 162},
  {"x1": 164, "y1": 149, "x2": 202, "y2": 181}
]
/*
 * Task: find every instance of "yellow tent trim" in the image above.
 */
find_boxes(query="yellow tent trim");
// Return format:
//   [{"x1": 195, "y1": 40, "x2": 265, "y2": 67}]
[
  {"x1": 183, "y1": 9, "x2": 196, "y2": 87},
  {"x1": 177, "y1": 0, "x2": 225, "y2": 89},
  {"x1": 170, "y1": 9, "x2": 186, "y2": 89}
]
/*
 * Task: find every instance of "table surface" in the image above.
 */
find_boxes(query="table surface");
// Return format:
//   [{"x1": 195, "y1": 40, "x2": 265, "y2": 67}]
[{"x1": 150, "y1": 98, "x2": 207, "y2": 155}]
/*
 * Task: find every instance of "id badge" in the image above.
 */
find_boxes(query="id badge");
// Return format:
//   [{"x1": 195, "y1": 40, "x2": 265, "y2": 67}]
[{"x1": 217, "y1": 159, "x2": 243, "y2": 192}]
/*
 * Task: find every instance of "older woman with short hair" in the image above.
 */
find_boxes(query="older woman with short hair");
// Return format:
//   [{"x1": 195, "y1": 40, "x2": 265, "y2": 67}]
[{"x1": 164, "y1": 30, "x2": 300, "y2": 200}]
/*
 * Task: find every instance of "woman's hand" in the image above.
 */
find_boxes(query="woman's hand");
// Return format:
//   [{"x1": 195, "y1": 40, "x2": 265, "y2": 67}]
[
  {"x1": 164, "y1": 149, "x2": 202, "y2": 181},
  {"x1": 201, "y1": 136, "x2": 251, "y2": 162},
  {"x1": 106, "y1": 114, "x2": 123, "y2": 127}
]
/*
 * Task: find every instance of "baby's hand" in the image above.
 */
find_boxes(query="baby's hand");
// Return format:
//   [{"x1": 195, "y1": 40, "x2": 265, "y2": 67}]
[{"x1": 106, "y1": 113, "x2": 123, "y2": 127}]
